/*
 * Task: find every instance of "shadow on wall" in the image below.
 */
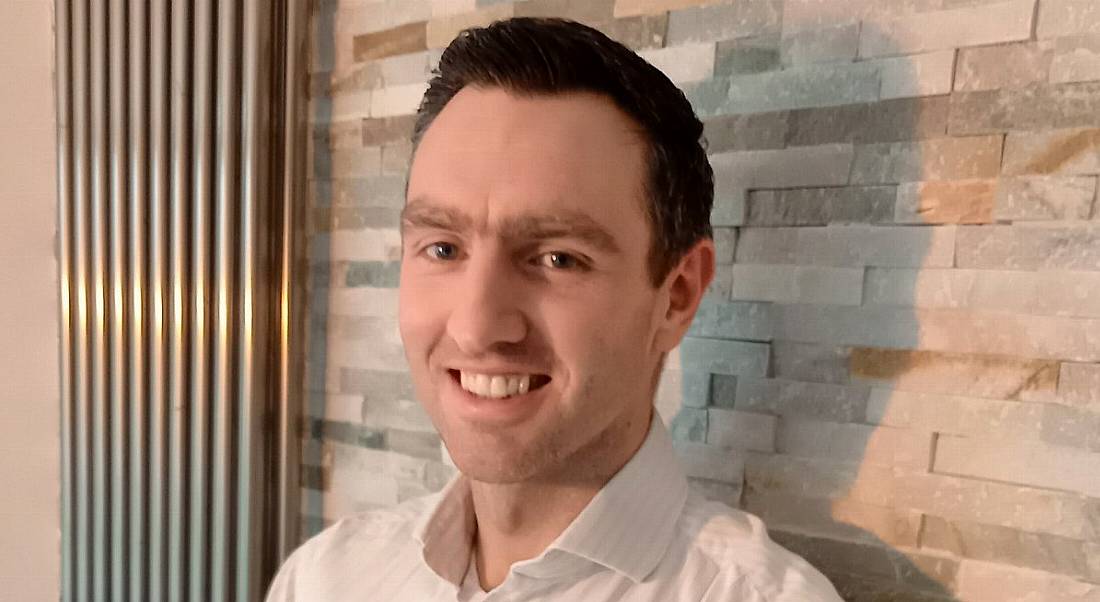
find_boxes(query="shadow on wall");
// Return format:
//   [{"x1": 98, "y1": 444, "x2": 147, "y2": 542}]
[{"x1": 666, "y1": 20, "x2": 960, "y2": 602}]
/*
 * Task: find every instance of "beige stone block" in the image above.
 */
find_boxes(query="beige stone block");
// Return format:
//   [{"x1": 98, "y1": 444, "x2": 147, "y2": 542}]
[
  {"x1": 744, "y1": 451, "x2": 898, "y2": 507},
  {"x1": 352, "y1": 21, "x2": 429, "y2": 62},
  {"x1": 874, "y1": 49, "x2": 957, "y2": 100},
  {"x1": 613, "y1": 0, "x2": 720, "y2": 18},
  {"x1": 330, "y1": 88, "x2": 372, "y2": 121},
  {"x1": 638, "y1": 43, "x2": 716, "y2": 84},
  {"x1": 1060, "y1": 362, "x2": 1100, "y2": 409},
  {"x1": 955, "y1": 41, "x2": 1055, "y2": 92},
  {"x1": 859, "y1": 0, "x2": 1035, "y2": 58},
  {"x1": 956, "y1": 223, "x2": 1100, "y2": 270},
  {"x1": 1004, "y1": 127, "x2": 1100, "y2": 176},
  {"x1": 897, "y1": 473, "x2": 1100, "y2": 542},
  {"x1": 934, "y1": 435, "x2": 1100, "y2": 496},
  {"x1": 955, "y1": 559, "x2": 1100, "y2": 602},
  {"x1": 782, "y1": 0, "x2": 941, "y2": 32},
  {"x1": 326, "y1": 229, "x2": 402, "y2": 262},
  {"x1": 867, "y1": 388, "x2": 1045, "y2": 440},
  {"x1": 923, "y1": 515, "x2": 1100, "y2": 582},
  {"x1": 431, "y1": 0, "x2": 477, "y2": 18},
  {"x1": 327, "y1": 287, "x2": 399, "y2": 318},
  {"x1": 994, "y1": 176, "x2": 1096, "y2": 221},
  {"x1": 514, "y1": 0, "x2": 617, "y2": 22},
  {"x1": 895, "y1": 179, "x2": 996, "y2": 224},
  {"x1": 370, "y1": 82, "x2": 429, "y2": 117},
  {"x1": 1051, "y1": 34, "x2": 1100, "y2": 84},
  {"x1": 425, "y1": 4, "x2": 514, "y2": 48},
  {"x1": 850, "y1": 347, "x2": 1060, "y2": 400},
  {"x1": 912, "y1": 309, "x2": 1100, "y2": 361},
  {"x1": 592, "y1": 13, "x2": 669, "y2": 50},
  {"x1": 321, "y1": 393, "x2": 364, "y2": 423},
  {"x1": 1037, "y1": 0, "x2": 1100, "y2": 39},
  {"x1": 329, "y1": 146, "x2": 383, "y2": 179}
]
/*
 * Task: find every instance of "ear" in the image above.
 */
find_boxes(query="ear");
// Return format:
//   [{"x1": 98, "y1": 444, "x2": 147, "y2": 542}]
[{"x1": 652, "y1": 238, "x2": 715, "y2": 353}]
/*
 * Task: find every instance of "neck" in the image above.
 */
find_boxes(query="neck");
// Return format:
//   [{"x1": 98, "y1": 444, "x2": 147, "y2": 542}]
[{"x1": 467, "y1": 407, "x2": 654, "y2": 590}]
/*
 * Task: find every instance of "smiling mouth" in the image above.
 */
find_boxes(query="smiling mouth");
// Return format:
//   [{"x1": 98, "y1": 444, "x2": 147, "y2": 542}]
[{"x1": 448, "y1": 369, "x2": 551, "y2": 399}]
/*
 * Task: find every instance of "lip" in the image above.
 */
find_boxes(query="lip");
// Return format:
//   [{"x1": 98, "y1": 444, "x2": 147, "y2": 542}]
[{"x1": 441, "y1": 368, "x2": 551, "y2": 425}]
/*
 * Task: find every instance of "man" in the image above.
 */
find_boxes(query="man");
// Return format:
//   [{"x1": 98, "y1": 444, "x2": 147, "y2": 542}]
[{"x1": 268, "y1": 18, "x2": 841, "y2": 601}]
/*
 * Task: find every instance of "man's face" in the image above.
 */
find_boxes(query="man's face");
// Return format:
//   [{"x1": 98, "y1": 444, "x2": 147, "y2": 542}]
[{"x1": 398, "y1": 87, "x2": 679, "y2": 484}]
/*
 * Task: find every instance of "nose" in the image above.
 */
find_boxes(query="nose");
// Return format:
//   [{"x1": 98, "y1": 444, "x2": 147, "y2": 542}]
[{"x1": 445, "y1": 250, "x2": 527, "y2": 355}]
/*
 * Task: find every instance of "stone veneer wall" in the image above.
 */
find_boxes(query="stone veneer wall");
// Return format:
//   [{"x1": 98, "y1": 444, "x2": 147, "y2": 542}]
[{"x1": 303, "y1": 0, "x2": 1100, "y2": 600}]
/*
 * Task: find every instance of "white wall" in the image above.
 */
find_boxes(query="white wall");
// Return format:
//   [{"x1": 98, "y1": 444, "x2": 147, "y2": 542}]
[{"x1": 0, "y1": 0, "x2": 61, "y2": 599}]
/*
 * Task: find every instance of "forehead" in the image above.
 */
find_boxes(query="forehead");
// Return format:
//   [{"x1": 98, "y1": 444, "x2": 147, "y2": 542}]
[{"x1": 405, "y1": 87, "x2": 651, "y2": 245}]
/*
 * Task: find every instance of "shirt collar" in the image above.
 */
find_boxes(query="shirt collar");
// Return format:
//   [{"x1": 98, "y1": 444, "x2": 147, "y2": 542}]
[{"x1": 411, "y1": 411, "x2": 690, "y2": 586}]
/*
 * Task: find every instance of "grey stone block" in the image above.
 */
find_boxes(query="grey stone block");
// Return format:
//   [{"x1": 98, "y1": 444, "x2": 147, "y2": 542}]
[
  {"x1": 1051, "y1": 34, "x2": 1100, "y2": 84},
  {"x1": 679, "y1": 337, "x2": 770, "y2": 378},
  {"x1": 592, "y1": 13, "x2": 668, "y2": 50},
  {"x1": 771, "y1": 341, "x2": 852, "y2": 385},
  {"x1": 713, "y1": 227, "x2": 738, "y2": 264},
  {"x1": 955, "y1": 41, "x2": 1054, "y2": 92},
  {"x1": 513, "y1": 0, "x2": 615, "y2": 22},
  {"x1": 780, "y1": 24, "x2": 860, "y2": 66},
  {"x1": 948, "y1": 81, "x2": 1100, "y2": 135},
  {"x1": 785, "y1": 96, "x2": 949, "y2": 146},
  {"x1": 858, "y1": 0, "x2": 1034, "y2": 58},
  {"x1": 703, "y1": 111, "x2": 789, "y2": 153},
  {"x1": 723, "y1": 62, "x2": 880, "y2": 114},
  {"x1": 714, "y1": 35, "x2": 781, "y2": 76},
  {"x1": 711, "y1": 143, "x2": 855, "y2": 189},
  {"x1": 746, "y1": 186, "x2": 895, "y2": 226},
  {"x1": 687, "y1": 299, "x2": 773, "y2": 341},
  {"x1": 681, "y1": 77, "x2": 731, "y2": 118},
  {"x1": 735, "y1": 377, "x2": 870, "y2": 422},
  {"x1": 710, "y1": 374, "x2": 737, "y2": 408},
  {"x1": 345, "y1": 260, "x2": 402, "y2": 287},
  {"x1": 665, "y1": 0, "x2": 781, "y2": 45},
  {"x1": 669, "y1": 407, "x2": 708, "y2": 443}
]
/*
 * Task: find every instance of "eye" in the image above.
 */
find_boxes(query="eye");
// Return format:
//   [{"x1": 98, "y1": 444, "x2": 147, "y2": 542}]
[
  {"x1": 538, "y1": 251, "x2": 584, "y2": 270},
  {"x1": 423, "y1": 242, "x2": 460, "y2": 261}
]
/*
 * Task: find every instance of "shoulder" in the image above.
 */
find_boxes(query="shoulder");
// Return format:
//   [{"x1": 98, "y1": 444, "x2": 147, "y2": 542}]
[
  {"x1": 264, "y1": 494, "x2": 437, "y2": 600},
  {"x1": 675, "y1": 490, "x2": 842, "y2": 602}
]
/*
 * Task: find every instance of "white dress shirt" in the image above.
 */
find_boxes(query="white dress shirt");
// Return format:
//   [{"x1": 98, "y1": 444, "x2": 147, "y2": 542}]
[{"x1": 266, "y1": 412, "x2": 842, "y2": 601}]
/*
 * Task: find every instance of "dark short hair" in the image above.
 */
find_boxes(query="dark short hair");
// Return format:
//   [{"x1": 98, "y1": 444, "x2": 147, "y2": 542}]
[{"x1": 411, "y1": 17, "x2": 714, "y2": 287}]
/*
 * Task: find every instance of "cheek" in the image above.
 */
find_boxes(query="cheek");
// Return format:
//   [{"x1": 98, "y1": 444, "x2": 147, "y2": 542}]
[{"x1": 397, "y1": 278, "x2": 443, "y2": 354}]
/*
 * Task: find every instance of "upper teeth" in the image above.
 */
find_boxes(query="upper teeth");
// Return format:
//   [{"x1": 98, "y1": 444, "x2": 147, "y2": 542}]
[{"x1": 459, "y1": 372, "x2": 532, "y2": 399}]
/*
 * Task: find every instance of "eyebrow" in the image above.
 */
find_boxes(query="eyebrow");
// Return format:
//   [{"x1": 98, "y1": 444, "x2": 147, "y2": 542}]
[{"x1": 401, "y1": 198, "x2": 622, "y2": 255}]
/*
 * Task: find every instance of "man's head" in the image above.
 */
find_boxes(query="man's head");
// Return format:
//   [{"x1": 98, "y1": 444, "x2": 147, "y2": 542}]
[{"x1": 397, "y1": 18, "x2": 715, "y2": 485}]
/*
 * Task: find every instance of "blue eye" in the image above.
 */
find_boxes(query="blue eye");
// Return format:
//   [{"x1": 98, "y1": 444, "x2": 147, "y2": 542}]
[
  {"x1": 425, "y1": 242, "x2": 459, "y2": 260},
  {"x1": 539, "y1": 252, "x2": 582, "y2": 270}
]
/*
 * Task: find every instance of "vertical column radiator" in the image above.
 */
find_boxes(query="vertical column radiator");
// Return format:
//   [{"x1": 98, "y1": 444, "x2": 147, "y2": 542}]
[{"x1": 55, "y1": 1, "x2": 308, "y2": 600}]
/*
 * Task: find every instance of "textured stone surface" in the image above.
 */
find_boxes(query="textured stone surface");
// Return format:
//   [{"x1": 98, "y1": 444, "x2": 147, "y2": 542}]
[
  {"x1": 780, "y1": 24, "x2": 859, "y2": 66},
  {"x1": 352, "y1": 22, "x2": 428, "y2": 62},
  {"x1": 1002, "y1": 128, "x2": 1100, "y2": 176},
  {"x1": 850, "y1": 348, "x2": 1060, "y2": 400},
  {"x1": 687, "y1": 299, "x2": 773, "y2": 340},
  {"x1": 711, "y1": 143, "x2": 855, "y2": 189},
  {"x1": 954, "y1": 559, "x2": 1100, "y2": 602},
  {"x1": 613, "y1": 0, "x2": 719, "y2": 18},
  {"x1": 956, "y1": 41, "x2": 1055, "y2": 92},
  {"x1": 425, "y1": 3, "x2": 514, "y2": 48},
  {"x1": 638, "y1": 43, "x2": 717, "y2": 84},
  {"x1": 863, "y1": 267, "x2": 1100, "y2": 318},
  {"x1": 785, "y1": 96, "x2": 950, "y2": 146},
  {"x1": 1037, "y1": 0, "x2": 1100, "y2": 38},
  {"x1": 706, "y1": 409, "x2": 776, "y2": 452},
  {"x1": 858, "y1": 0, "x2": 1035, "y2": 58},
  {"x1": 746, "y1": 186, "x2": 895, "y2": 226},
  {"x1": 994, "y1": 176, "x2": 1097, "y2": 220},
  {"x1": 949, "y1": 82, "x2": 1100, "y2": 135},
  {"x1": 703, "y1": 111, "x2": 788, "y2": 152},
  {"x1": 665, "y1": 0, "x2": 782, "y2": 45},
  {"x1": 771, "y1": 341, "x2": 852, "y2": 385},
  {"x1": 923, "y1": 515, "x2": 1100, "y2": 581},
  {"x1": 723, "y1": 61, "x2": 880, "y2": 113},
  {"x1": 894, "y1": 179, "x2": 996, "y2": 224},
  {"x1": 714, "y1": 35, "x2": 781, "y2": 76},
  {"x1": 735, "y1": 377, "x2": 870, "y2": 422},
  {"x1": 730, "y1": 264, "x2": 865, "y2": 305},
  {"x1": 956, "y1": 223, "x2": 1100, "y2": 270},
  {"x1": 934, "y1": 435, "x2": 1100, "y2": 497},
  {"x1": 672, "y1": 441, "x2": 744, "y2": 483},
  {"x1": 875, "y1": 49, "x2": 957, "y2": 100},
  {"x1": 1060, "y1": 362, "x2": 1100, "y2": 408},
  {"x1": 513, "y1": 0, "x2": 615, "y2": 22},
  {"x1": 592, "y1": 13, "x2": 669, "y2": 50},
  {"x1": 679, "y1": 337, "x2": 770, "y2": 377},
  {"x1": 743, "y1": 491, "x2": 923, "y2": 547},
  {"x1": 850, "y1": 136, "x2": 1004, "y2": 184},
  {"x1": 1050, "y1": 34, "x2": 1100, "y2": 84}
]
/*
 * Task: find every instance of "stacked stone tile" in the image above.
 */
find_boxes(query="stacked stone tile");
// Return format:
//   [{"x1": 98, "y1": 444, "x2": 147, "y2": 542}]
[{"x1": 305, "y1": 0, "x2": 1100, "y2": 599}]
